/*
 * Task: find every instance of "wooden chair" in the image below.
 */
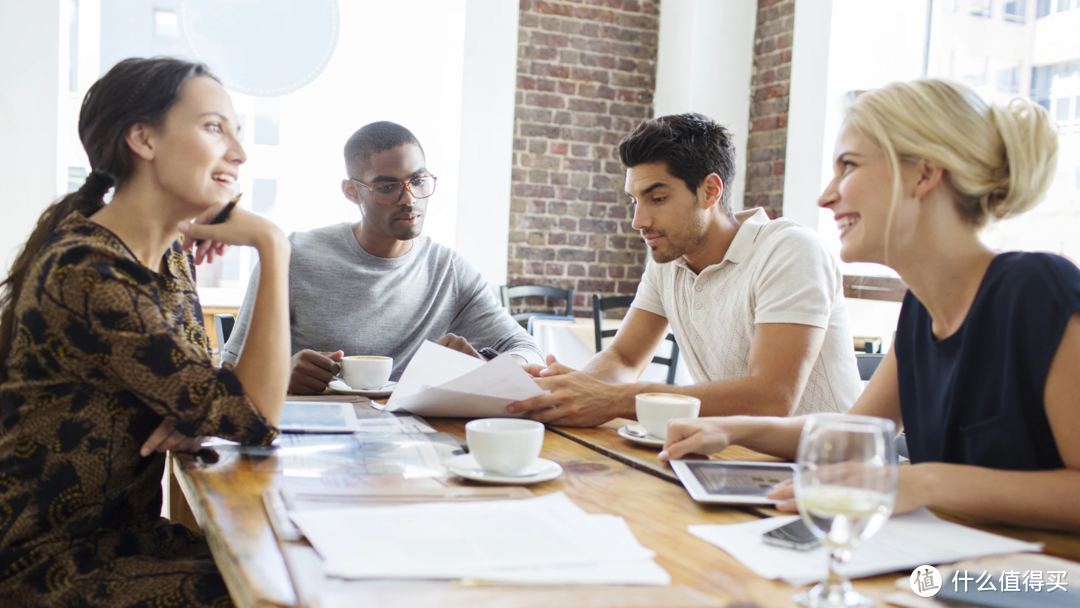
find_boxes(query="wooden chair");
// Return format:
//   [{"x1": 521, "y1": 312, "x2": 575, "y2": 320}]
[
  {"x1": 592, "y1": 294, "x2": 680, "y2": 385},
  {"x1": 214, "y1": 314, "x2": 235, "y2": 354},
  {"x1": 500, "y1": 285, "x2": 575, "y2": 331}
]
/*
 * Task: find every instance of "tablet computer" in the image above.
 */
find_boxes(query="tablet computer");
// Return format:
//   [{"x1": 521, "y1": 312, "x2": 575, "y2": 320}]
[
  {"x1": 670, "y1": 460, "x2": 795, "y2": 504},
  {"x1": 278, "y1": 401, "x2": 360, "y2": 434}
]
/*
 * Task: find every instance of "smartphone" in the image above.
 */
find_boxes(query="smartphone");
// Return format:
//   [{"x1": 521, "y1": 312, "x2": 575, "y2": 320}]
[{"x1": 762, "y1": 519, "x2": 821, "y2": 551}]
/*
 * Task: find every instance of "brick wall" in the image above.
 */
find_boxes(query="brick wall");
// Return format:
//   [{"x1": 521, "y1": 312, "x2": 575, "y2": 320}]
[
  {"x1": 743, "y1": 0, "x2": 794, "y2": 218},
  {"x1": 506, "y1": 0, "x2": 660, "y2": 316}
]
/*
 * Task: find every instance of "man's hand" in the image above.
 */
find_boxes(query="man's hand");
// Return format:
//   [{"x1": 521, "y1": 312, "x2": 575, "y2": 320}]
[
  {"x1": 537, "y1": 354, "x2": 577, "y2": 377},
  {"x1": 436, "y1": 333, "x2": 481, "y2": 359},
  {"x1": 141, "y1": 418, "x2": 205, "y2": 457},
  {"x1": 289, "y1": 350, "x2": 343, "y2": 394},
  {"x1": 507, "y1": 371, "x2": 631, "y2": 427},
  {"x1": 658, "y1": 418, "x2": 733, "y2": 462}
]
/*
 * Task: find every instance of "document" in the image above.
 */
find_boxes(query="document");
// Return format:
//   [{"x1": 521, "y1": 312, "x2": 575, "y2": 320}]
[
  {"x1": 688, "y1": 508, "x2": 1043, "y2": 586},
  {"x1": 290, "y1": 492, "x2": 669, "y2": 584},
  {"x1": 385, "y1": 341, "x2": 545, "y2": 417}
]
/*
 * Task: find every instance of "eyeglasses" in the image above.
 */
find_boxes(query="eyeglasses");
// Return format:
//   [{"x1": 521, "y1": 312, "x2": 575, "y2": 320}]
[{"x1": 349, "y1": 174, "x2": 438, "y2": 204}]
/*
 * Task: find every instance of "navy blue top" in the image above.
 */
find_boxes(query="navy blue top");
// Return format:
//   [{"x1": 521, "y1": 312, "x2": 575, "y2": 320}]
[{"x1": 896, "y1": 252, "x2": 1080, "y2": 470}]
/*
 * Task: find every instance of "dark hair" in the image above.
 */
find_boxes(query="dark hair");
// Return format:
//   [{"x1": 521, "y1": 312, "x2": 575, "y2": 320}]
[
  {"x1": 618, "y1": 113, "x2": 737, "y2": 215},
  {"x1": 343, "y1": 121, "x2": 424, "y2": 177},
  {"x1": 0, "y1": 57, "x2": 217, "y2": 382}
]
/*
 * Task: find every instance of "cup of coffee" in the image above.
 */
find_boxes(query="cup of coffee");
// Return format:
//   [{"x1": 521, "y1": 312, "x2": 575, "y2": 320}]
[
  {"x1": 465, "y1": 418, "x2": 544, "y2": 476},
  {"x1": 635, "y1": 393, "x2": 701, "y2": 440},
  {"x1": 340, "y1": 355, "x2": 393, "y2": 390}
]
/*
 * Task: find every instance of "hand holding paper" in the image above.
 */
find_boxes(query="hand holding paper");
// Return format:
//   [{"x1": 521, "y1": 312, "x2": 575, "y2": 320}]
[{"x1": 385, "y1": 341, "x2": 546, "y2": 417}]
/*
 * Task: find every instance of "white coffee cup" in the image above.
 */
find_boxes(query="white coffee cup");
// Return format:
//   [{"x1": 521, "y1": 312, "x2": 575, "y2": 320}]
[
  {"x1": 635, "y1": 393, "x2": 701, "y2": 440},
  {"x1": 340, "y1": 355, "x2": 393, "y2": 390},
  {"x1": 465, "y1": 418, "x2": 544, "y2": 476}
]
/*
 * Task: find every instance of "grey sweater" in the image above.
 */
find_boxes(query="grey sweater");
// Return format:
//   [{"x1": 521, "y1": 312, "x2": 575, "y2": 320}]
[{"x1": 221, "y1": 223, "x2": 542, "y2": 379}]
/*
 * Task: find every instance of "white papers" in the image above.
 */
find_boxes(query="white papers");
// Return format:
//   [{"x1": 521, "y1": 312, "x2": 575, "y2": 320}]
[
  {"x1": 290, "y1": 491, "x2": 670, "y2": 585},
  {"x1": 385, "y1": 341, "x2": 544, "y2": 417},
  {"x1": 688, "y1": 508, "x2": 1042, "y2": 586}
]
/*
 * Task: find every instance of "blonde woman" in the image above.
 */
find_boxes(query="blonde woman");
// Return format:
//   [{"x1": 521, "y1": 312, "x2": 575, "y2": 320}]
[{"x1": 660, "y1": 79, "x2": 1080, "y2": 532}]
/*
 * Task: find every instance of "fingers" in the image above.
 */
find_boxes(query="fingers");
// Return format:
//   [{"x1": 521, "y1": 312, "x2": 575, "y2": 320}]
[
  {"x1": 290, "y1": 368, "x2": 331, "y2": 393},
  {"x1": 194, "y1": 237, "x2": 212, "y2": 264},
  {"x1": 299, "y1": 350, "x2": 340, "y2": 375},
  {"x1": 766, "y1": 478, "x2": 795, "y2": 501},
  {"x1": 141, "y1": 419, "x2": 176, "y2": 457},
  {"x1": 519, "y1": 362, "x2": 545, "y2": 377},
  {"x1": 507, "y1": 390, "x2": 565, "y2": 414},
  {"x1": 658, "y1": 426, "x2": 706, "y2": 462},
  {"x1": 538, "y1": 360, "x2": 576, "y2": 377},
  {"x1": 524, "y1": 405, "x2": 572, "y2": 424},
  {"x1": 296, "y1": 359, "x2": 335, "y2": 384},
  {"x1": 141, "y1": 419, "x2": 203, "y2": 456}
]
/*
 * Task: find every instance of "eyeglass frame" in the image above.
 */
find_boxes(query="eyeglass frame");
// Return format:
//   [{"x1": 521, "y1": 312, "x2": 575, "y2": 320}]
[{"x1": 348, "y1": 174, "x2": 438, "y2": 204}]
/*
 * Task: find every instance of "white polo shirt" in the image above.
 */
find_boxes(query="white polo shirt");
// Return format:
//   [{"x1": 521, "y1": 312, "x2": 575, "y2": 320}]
[{"x1": 631, "y1": 208, "x2": 862, "y2": 415}]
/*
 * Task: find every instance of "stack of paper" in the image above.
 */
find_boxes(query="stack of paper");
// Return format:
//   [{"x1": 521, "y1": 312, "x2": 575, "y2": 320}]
[
  {"x1": 688, "y1": 508, "x2": 1042, "y2": 586},
  {"x1": 289, "y1": 492, "x2": 670, "y2": 585},
  {"x1": 385, "y1": 341, "x2": 544, "y2": 417}
]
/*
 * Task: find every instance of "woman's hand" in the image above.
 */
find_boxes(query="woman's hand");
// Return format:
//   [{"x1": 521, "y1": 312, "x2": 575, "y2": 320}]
[
  {"x1": 658, "y1": 418, "x2": 735, "y2": 462},
  {"x1": 178, "y1": 203, "x2": 287, "y2": 262},
  {"x1": 766, "y1": 464, "x2": 931, "y2": 515},
  {"x1": 140, "y1": 418, "x2": 206, "y2": 457}
]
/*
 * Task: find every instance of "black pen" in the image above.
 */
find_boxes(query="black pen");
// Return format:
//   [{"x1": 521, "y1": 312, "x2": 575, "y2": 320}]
[{"x1": 194, "y1": 193, "x2": 241, "y2": 246}]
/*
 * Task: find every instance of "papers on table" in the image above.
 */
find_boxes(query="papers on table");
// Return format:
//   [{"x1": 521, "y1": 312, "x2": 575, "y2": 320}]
[
  {"x1": 289, "y1": 491, "x2": 671, "y2": 585},
  {"x1": 385, "y1": 340, "x2": 544, "y2": 417},
  {"x1": 688, "y1": 508, "x2": 1042, "y2": 586}
]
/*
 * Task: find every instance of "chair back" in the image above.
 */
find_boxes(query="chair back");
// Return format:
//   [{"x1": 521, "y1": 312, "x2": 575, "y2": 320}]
[
  {"x1": 591, "y1": 294, "x2": 680, "y2": 385},
  {"x1": 500, "y1": 284, "x2": 575, "y2": 329},
  {"x1": 214, "y1": 314, "x2": 235, "y2": 354},
  {"x1": 855, "y1": 353, "x2": 884, "y2": 382}
]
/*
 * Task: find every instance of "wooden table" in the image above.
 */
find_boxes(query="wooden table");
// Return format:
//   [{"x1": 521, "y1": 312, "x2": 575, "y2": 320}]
[{"x1": 173, "y1": 417, "x2": 918, "y2": 608}]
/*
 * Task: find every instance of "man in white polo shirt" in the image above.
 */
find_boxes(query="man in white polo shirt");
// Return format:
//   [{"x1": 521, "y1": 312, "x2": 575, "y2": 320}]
[{"x1": 508, "y1": 113, "x2": 862, "y2": 426}]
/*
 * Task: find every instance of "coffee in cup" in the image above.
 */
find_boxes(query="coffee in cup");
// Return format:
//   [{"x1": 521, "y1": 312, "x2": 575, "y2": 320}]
[
  {"x1": 340, "y1": 355, "x2": 393, "y2": 390},
  {"x1": 635, "y1": 393, "x2": 701, "y2": 440},
  {"x1": 465, "y1": 418, "x2": 544, "y2": 476}
]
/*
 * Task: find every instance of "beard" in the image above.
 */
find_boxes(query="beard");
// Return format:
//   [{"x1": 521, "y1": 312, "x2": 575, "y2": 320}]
[{"x1": 644, "y1": 196, "x2": 707, "y2": 264}]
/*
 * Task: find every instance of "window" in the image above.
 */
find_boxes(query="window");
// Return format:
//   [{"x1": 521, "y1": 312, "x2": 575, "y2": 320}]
[
  {"x1": 969, "y1": 0, "x2": 993, "y2": 16},
  {"x1": 152, "y1": 10, "x2": 184, "y2": 58},
  {"x1": 997, "y1": 65, "x2": 1019, "y2": 93},
  {"x1": 59, "y1": 0, "x2": 473, "y2": 305},
  {"x1": 252, "y1": 178, "x2": 277, "y2": 214},
  {"x1": 1057, "y1": 97, "x2": 1073, "y2": 121},
  {"x1": 960, "y1": 55, "x2": 988, "y2": 87},
  {"x1": 1003, "y1": 0, "x2": 1026, "y2": 22},
  {"x1": 66, "y1": 166, "x2": 87, "y2": 194},
  {"x1": 928, "y1": 5, "x2": 1080, "y2": 261}
]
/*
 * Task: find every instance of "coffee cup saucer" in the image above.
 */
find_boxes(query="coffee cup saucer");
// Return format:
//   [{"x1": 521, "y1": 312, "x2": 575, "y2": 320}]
[
  {"x1": 444, "y1": 454, "x2": 563, "y2": 485},
  {"x1": 617, "y1": 424, "x2": 666, "y2": 448},
  {"x1": 326, "y1": 379, "x2": 398, "y2": 398}
]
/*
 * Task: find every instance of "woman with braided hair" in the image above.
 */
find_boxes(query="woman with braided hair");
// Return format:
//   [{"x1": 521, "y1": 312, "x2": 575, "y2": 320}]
[{"x1": 0, "y1": 57, "x2": 291, "y2": 606}]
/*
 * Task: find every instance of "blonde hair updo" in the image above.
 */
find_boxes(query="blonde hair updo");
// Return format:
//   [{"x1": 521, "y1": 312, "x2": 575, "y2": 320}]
[{"x1": 845, "y1": 78, "x2": 1059, "y2": 228}]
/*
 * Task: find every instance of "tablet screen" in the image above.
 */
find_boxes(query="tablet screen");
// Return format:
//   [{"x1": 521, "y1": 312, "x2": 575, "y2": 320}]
[
  {"x1": 686, "y1": 462, "x2": 792, "y2": 497},
  {"x1": 279, "y1": 401, "x2": 358, "y2": 433}
]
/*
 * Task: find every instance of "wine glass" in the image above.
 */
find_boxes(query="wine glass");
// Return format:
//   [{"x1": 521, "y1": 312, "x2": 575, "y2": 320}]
[{"x1": 793, "y1": 414, "x2": 898, "y2": 608}]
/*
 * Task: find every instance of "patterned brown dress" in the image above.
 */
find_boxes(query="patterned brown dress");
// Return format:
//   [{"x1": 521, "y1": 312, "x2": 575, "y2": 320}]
[{"x1": 0, "y1": 212, "x2": 278, "y2": 607}]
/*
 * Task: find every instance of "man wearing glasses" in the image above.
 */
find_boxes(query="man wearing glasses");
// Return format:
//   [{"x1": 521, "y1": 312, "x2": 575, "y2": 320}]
[{"x1": 222, "y1": 121, "x2": 543, "y2": 393}]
